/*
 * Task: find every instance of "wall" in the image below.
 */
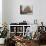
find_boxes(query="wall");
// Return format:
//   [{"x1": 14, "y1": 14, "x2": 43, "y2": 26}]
[
  {"x1": 8, "y1": 0, "x2": 39, "y2": 25},
  {"x1": 2, "y1": 0, "x2": 9, "y2": 25},
  {"x1": 0, "y1": 0, "x2": 2, "y2": 27},
  {"x1": 2, "y1": 0, "x2": 46, "y2": 26}
]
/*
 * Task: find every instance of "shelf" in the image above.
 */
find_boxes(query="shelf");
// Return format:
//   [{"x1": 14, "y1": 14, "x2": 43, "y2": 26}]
[
  {"x1": 9, "y1": 25, "x2": 31, "y2": 36},
  {"x1": 10, "y1": 32, "x2": 23, "y2": 33},
  {"x1": 10, "y1": 32, "x2": 15, "y2": 33},
  {"x1": 16, "y1": 32, "x2": 23, "y2": 33},
  {"x1": 9, "y1": 24, "x2": 38, "y2": 26},
  {"x1": 9, "y1": 25, "x2": 31, "y2": 27}
]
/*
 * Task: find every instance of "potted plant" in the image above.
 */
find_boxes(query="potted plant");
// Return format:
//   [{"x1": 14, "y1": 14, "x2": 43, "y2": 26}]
[{"x1": 0, "y1": 23, "x2": 9, "y2": 44}]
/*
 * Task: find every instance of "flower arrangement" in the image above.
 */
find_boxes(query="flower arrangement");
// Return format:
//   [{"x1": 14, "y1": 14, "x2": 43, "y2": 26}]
[{"x1": 0, "y1": 22, "x2": 9, "y2": 38}]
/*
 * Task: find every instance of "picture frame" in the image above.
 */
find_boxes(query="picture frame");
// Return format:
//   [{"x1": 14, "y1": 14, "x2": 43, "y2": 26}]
[{"x1": 20, "y1": 5, "x2": 33, "y2": 15}]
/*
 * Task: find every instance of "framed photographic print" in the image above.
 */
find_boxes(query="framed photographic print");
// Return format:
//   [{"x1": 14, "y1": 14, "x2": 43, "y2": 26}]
[{"x1": 20, "y1": 5, "x2": 33, "y2": 15}]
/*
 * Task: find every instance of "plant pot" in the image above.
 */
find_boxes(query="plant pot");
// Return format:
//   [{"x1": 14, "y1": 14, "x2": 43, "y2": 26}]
[{"x1": 0, "y1": 38, "x2": 5, "y2": 44}]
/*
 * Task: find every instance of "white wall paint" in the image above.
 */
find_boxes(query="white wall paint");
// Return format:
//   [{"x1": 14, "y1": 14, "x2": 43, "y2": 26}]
[
  {"x1": 8, "y1": 0, "x2": 40, "y2": 25},
  {"x1": 0, "y1": 0, "x2": 2, "y2": 27},
  {"x1": 3, "y1": 0, "x2": 46, "y2": 26}
]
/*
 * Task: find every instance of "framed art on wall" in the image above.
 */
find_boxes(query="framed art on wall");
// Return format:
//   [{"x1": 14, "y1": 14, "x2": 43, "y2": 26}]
[{"x1": 20, "y1": 5, "x2": 33, "y2": 15}]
